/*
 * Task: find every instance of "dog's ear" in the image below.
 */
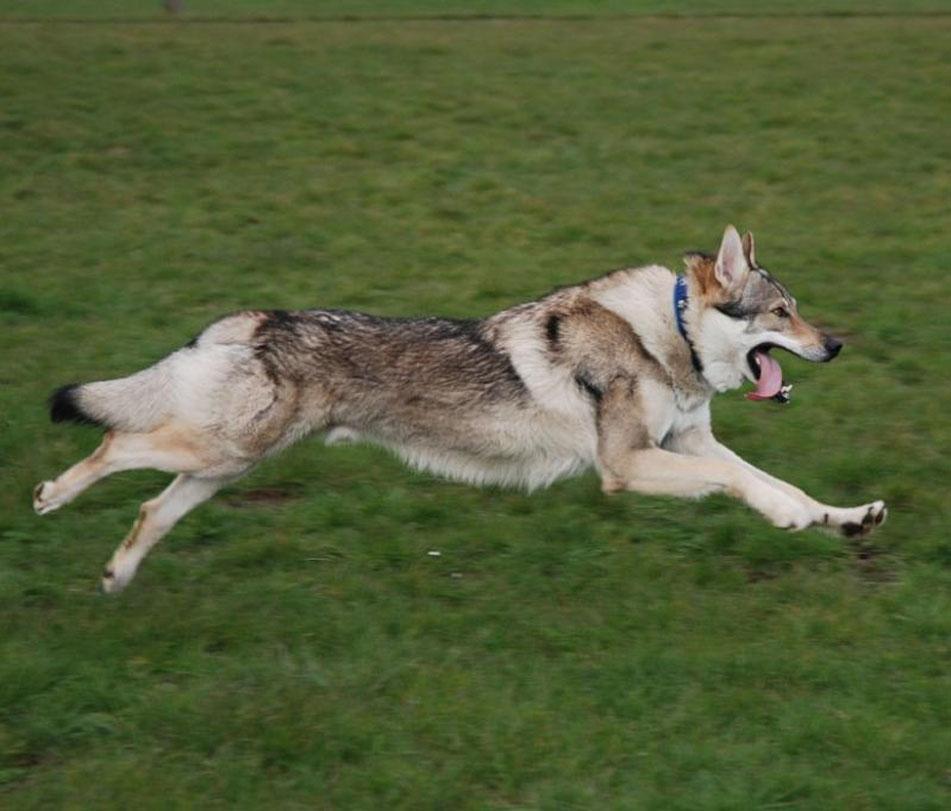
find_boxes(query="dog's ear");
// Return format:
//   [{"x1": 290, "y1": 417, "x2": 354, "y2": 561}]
[
  {"x1": 742, "y1": 231, "x2": 756, "y2": 268},
  {"x1": 714, "y1": 225, "x2": 749, "y2": 292}
]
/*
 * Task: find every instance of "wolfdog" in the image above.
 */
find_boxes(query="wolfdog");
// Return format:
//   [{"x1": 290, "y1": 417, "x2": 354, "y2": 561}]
[{"x1": 35, "y1": 226, "x2": 886, "y2": 592}]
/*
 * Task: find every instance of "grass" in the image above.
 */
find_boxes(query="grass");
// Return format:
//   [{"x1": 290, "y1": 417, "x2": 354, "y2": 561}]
[
  {"x1": 2, "y1": 1, "x2": 950, "y2": 21},
  {"x1": 1, "y1": 3, "x2": 950, "y2": 808}
]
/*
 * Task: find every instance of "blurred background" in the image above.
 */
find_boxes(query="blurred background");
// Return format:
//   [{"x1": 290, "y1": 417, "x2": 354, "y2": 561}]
[{"x1": 1, "y1": 2, "x2": 949, "y2": 807}]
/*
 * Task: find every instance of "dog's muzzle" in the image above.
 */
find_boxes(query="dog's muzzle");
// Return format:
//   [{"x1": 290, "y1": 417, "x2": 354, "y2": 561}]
[{"x1": 821, "y1": 335, "x2": 843, "y2": 361}]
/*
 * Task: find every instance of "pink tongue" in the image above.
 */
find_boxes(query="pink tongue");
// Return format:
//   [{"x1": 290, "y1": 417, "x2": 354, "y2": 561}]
[{"x1": 746, "y1": 350, "x2": 784, "y2": 401}]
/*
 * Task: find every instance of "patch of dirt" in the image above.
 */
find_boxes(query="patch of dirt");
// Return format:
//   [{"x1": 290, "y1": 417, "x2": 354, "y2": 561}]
[
  {"x1": 225, "y1": 486, "x2": 301, "y2": 508},
  {"x1": 848, "y1": 541, "x2": 899, "y2": 584},
  {"x1": 745, "y1": 568, "x2": 780, "y2": 584}
]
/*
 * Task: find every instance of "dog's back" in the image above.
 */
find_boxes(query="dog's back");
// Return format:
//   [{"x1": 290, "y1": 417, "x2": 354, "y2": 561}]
[
  {"x1": 53, "y1": 303, "x2": 605, "y2": 491},
  {"x1": 36, "y1": 227, "x2": 888, "y2": 593}
]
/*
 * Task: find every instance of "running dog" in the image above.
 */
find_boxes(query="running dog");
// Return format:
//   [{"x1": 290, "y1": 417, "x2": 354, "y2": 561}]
[{"x1": 34, "y1": 226, "x2": 887, "y2": 592}]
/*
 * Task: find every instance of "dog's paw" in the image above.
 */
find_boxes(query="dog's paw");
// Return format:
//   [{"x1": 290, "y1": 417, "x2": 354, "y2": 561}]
[
  {"x1": 100, "y1": 565, "x2": 132, "y2": 595},
  {"x1": 837, "y1": 500, "x2": 887, "y2": 538},
  {"x1": 765, "y1": 495, "x2": 814, "y2": 532},
  {"x1": 33, "y1": 481, "x2": 60, "y2": 516}
]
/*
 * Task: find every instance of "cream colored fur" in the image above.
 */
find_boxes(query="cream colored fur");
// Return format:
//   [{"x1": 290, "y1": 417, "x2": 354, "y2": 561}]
[{"x1": 34, "y1": 226, "x2": 887, "y2": 592}]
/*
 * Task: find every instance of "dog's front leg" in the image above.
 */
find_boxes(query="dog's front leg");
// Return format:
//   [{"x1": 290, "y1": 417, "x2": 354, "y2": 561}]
[
  {"x1": 600, "y1": 445, "x2": 819, "y2": 530},
  {"x1": 595, "y1": 380, "x2": 814, "y2": 530},
  {"x1": 668, "y1": 426, "x2": 887, "y2": 538}
]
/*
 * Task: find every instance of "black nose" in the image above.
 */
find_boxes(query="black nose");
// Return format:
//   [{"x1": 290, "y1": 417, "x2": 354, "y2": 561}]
[{"x1": 823, "y1": 336, "x2": 843, "y2": 359}]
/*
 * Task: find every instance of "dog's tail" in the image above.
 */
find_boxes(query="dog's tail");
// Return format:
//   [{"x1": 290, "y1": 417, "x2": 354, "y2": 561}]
[{"x1": 50, "y1": 363, "x2": 172, "y2": 433}]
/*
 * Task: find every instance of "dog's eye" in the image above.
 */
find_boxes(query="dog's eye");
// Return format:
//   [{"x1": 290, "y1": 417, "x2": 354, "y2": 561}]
[{"x1": 771, "y1": 306, "x2": 790, "y2": 318}]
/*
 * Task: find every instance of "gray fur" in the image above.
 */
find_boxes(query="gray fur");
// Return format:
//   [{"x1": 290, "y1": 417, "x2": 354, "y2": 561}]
[
  {"x1": 35, "y1": 225, "x2": 887, "y2": 593},
  {"x1": 716, "y1": 267, "x2": 796, "y2": 321}
]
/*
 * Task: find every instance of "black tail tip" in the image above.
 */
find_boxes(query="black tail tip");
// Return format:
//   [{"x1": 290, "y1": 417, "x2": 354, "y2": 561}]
[{"x1": 49, "y1": 384, "x2": 100, "y2": 426}]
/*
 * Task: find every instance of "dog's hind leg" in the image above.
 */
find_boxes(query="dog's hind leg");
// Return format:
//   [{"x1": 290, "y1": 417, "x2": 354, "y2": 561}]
[
  {"x1": 33, "y1": 434, "x2": 116, "y2": 515},
  {"x1": 101, "y1": 472, "x2": 238, "y2": 594},
  {"x1": 33, "y1": 426, "x2": 211, "y2": 516}
]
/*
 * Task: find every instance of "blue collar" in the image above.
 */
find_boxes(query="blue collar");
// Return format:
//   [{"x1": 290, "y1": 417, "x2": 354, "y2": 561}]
[{"x1": 673, "y1": 275, "x2": 704, "y2": 375}]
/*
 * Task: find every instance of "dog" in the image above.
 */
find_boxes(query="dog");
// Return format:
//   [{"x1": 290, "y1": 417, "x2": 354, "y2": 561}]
[{"x1": 34, "y1": 225, "x2": 887, "y2": 592}]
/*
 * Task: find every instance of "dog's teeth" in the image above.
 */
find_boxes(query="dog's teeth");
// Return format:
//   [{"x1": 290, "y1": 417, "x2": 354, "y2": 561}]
[{"x1": 773, "y1": 383, "x2": 793, "y2": 404}]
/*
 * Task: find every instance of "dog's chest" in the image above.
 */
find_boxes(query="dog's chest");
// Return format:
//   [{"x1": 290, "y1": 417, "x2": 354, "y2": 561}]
[
  {"x1": 672, "y1": 383, "x2": 711, "y2": 413},
  {"x1": 643, "y1": 381, "x2": 712, "y2": 448}
]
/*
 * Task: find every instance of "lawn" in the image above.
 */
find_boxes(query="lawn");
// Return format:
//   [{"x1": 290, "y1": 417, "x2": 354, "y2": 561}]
[{"x1": 1, "y1": 3, "x2": 949, "y2": 808}]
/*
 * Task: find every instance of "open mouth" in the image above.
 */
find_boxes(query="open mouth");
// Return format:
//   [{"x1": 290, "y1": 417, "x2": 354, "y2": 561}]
[{"x1": 746, "y1": 343, "x2": 790, "y2": 403}]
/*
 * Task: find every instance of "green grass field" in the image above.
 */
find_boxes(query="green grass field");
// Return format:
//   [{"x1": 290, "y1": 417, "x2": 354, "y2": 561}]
[{"x1": 1, "y1": 3, "x2": 949, "y2": 808}]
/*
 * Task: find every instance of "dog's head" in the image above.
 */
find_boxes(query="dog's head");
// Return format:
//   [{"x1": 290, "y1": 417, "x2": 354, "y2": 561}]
[{"x1": 686, "y1": 225, "x2": 842, "y2": 398}]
